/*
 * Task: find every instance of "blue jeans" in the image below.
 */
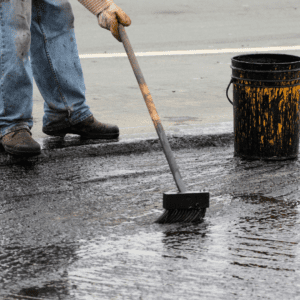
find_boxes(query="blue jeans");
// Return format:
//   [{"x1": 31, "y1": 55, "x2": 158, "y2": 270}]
[{"x1": 0, "y1": 0, "x2": 92, "y2": 138}]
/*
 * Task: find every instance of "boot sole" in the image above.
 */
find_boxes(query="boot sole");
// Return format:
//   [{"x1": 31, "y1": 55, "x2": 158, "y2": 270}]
[
  {"x1": 44, "y1": 131, "x2": 119, "y2": 140},
  {"x1": 3, "y1": 145, "x2": 41, "y2": 156}
]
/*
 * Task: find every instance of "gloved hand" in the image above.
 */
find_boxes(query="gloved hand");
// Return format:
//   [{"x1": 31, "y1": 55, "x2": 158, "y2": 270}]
[{"x1": 97, "y1": 2, "x2": 131, "y2": 42}]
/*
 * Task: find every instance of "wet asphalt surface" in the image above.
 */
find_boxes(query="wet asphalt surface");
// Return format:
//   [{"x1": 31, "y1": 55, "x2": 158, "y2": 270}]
[
  {"x1": 1, "y1": 134, "x2": 300, "y2": 299},
  {"x1": 2, "y1": 0, "x2": 300, "y2": 298}
]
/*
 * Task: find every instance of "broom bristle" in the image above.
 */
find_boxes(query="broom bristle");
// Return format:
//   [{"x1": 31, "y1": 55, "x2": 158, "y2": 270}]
[{"x1": 155, "y1": 208, "x2": 206, "y2": 224}]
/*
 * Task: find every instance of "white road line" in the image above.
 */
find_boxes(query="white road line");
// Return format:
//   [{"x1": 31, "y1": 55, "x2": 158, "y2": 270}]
[{"x1": 79, "y1": 45, "x2": 300, "y2": 59}]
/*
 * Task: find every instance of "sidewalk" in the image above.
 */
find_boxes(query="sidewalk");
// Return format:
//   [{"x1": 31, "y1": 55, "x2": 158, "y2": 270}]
[
  {"x1": 30, "y1": 52, "x2": 235, "y2": 141},
  {"x1": 4, "y1": 52, "x2": 236, "y2": 162},
  {"x1": 24, "y1": 50, "x2": 235, "y2": 161},
  {"x1": 0, "y1": 121, "x2": 234, "y2": 165}
]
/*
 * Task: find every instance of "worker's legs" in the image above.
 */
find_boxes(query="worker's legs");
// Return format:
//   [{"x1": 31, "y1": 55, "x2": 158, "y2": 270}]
[
  {"x1": 0, "y1": 0, "x2": 33, "y2": 138},
  {"x1": 0, "y1": 0, "x2": 118, "y2": 155},
  {"x1": 0, "y1": 0, "x2": 92, "y2": 137},
  {"x1": 31, "y1": 0, "x2": 92, "y2": 132}
]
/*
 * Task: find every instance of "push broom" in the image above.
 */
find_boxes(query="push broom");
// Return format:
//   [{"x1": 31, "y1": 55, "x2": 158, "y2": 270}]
[{"x1": 119, "y1": 25, "x2": 209, "y2": 223}]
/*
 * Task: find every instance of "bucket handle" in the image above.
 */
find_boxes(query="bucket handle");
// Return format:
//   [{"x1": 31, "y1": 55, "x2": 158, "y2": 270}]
[{"x1": 226, "y1": 78, "x2": 233, "y2": 105}]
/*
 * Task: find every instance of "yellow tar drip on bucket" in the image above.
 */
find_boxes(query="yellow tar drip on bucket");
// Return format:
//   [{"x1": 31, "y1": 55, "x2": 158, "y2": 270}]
[{"x1": 226, "y1": 53, "x2": 300, "y2": 160}]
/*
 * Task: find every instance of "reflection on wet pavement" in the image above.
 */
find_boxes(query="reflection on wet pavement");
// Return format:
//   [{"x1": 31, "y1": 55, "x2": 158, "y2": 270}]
[{"x1": 0, "y1": 144, "x2": 300, "y2": 299}]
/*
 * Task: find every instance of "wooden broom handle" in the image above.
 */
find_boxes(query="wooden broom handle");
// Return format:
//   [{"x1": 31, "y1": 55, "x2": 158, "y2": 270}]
[{"x1": 119, "y1": 24, "x2": 187, "y2": 193}]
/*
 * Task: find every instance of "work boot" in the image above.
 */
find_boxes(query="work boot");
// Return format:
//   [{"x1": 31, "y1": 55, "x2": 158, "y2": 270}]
[
  {"x1": 42, "y1": 115, "x2": 119, "y2": 139},
  {"x1": 1, "y1": 129, "x2": 41, "y2": 156}
]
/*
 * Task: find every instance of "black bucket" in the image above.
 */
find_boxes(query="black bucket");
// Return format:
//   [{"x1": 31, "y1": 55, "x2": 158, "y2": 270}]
[{"x1": 226, "y1": 53, "x2": 300, "y2": 160}]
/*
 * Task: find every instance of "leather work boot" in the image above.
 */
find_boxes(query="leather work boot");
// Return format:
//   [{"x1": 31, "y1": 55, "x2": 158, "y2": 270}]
[
  {"x1": 42, "y1": 115, "x2": 119, "y2": 139},
  {"x1": 1, "y1": 129, "x2": 41, "y2": 156}
]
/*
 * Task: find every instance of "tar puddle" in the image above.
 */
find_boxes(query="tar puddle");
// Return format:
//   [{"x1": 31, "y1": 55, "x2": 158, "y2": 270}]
[{"x1": 0, "y1": 145, "x2": 300, "y2": 299}]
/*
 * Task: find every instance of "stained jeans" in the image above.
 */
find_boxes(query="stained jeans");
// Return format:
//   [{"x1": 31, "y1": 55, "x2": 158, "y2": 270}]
[{"x1": 0, "y1": 0, "x2": 92, "y2": 138}]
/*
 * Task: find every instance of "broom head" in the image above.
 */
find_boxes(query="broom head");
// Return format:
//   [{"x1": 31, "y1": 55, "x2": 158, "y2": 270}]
[{"x1": 155, "y1": 191, "x2": 209, "y2": 224}]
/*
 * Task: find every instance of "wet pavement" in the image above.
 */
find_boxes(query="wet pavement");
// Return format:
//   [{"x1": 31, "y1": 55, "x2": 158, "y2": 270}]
[
  {"x1": 1, "y1": 133, "x2": 300, "y2": 299},
  {"x1": 2, "y1": 0, "x2": 300, "y2": 298}
]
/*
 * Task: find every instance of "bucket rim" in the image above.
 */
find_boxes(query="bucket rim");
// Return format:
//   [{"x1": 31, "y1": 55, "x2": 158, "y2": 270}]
[
  {"x1": 231, "y1": 53, "x2": 300, "y2": 71},
  {"x1": 231, "y1": 53, "x2": 300, "y2": 65}
]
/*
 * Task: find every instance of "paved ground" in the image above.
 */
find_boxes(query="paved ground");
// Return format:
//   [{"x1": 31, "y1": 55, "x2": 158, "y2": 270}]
[
  {"x1": 1, "y1": 135, "x2": 300, "y2": 299},
  {"x1": 2, "y1": 0, "x2": 300, "y2": 299}
]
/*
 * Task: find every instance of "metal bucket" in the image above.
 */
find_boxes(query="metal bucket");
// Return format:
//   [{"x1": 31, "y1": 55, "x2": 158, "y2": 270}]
[{"x1": 226, "y1": 53, "x2": 300, "y2": 160}]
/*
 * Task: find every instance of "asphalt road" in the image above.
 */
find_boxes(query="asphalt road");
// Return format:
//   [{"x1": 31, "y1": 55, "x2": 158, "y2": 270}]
[
  {"x1": 1, "y1": 137, "x2": 300, "y2": 299},
  {"x1": 31, "y1": 0, "x2": 300, "y2": 139}
]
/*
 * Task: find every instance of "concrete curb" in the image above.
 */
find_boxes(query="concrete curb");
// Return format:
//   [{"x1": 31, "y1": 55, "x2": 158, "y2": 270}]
[{"x1": 0, "y1": 122, "x2": 234, "y2": 165}]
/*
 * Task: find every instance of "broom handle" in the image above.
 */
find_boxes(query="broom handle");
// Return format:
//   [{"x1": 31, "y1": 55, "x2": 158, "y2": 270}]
[{"x1": 119, "y1": 25, "x2": 187, "y2": 193}]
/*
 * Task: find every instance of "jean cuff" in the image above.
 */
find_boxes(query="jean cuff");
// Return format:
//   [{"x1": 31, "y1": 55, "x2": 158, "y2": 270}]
[
  {"x1": 69, "y1": 111, "x2": 93, "y2": 126},
  {"x1": 42, "y1": 111, "x2": 93, "y2": 131},
  {"x1": 0, "y1": 124, "x2": 31, "y2": 139}
]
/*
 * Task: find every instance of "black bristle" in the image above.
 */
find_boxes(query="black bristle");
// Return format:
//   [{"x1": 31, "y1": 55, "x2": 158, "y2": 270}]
[
  {"x1": 170, "y1": 210, "x2": 180, "y2": 223},
  {"x1": 175, "y1": 210, "x2": 185, "y2": 222},
  {"x1": 155, "y1": 208, "x2": 206, "y2": 224},
  {"x1": 172, "y1": 210, "x2": 182, "y2": 222},
  {"x1": 184, "y1": 210, "x2": 195, "y2": 222},
  {"x1": 184, "y1": 210, "x2": 196, "y2": 223},
  {"x1": 155, "y1": 210, "x2": 168, "y2": 223}
]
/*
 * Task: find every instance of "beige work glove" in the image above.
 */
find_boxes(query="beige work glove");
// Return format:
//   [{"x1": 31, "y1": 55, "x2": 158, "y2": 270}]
[{"x1": 97, "y1": 2, "x2": 131, "y2": 42}]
